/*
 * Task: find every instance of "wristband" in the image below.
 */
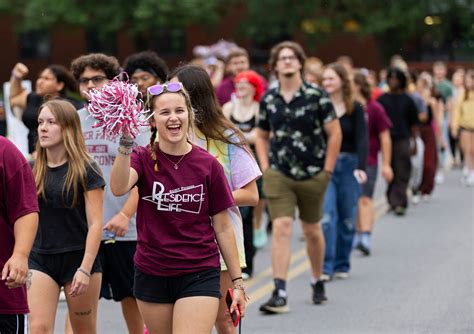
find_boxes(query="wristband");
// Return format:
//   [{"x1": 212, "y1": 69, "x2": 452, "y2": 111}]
[
  {"x1": 231, "y1": 276, "x2": 243, "y2": 282},
  {"x1": 117, "y1": 146, "x2": 132, "y2": 155},
  {"x1": 119, "y1": 136, "x2": 134, "y2": 149},
  {"x1": 119, "y1": 211, "x2": 130, "y2": 220},
  {"x1": 232, "y1": 283, "x2": 246, "y2": 291},
  {"x1": 77, "y1": 267, "x2": 91, "y2": 278}
]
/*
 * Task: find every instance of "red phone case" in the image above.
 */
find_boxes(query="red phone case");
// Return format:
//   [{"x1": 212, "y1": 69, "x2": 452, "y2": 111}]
[{"x1": 225, "y1": 288, "x2": 241, "y2": 327}]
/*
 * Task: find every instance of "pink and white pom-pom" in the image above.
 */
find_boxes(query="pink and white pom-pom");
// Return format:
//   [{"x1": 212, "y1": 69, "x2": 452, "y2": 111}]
[{"x1": 85, "y1": 74, "x2": 149, "y2": 140}]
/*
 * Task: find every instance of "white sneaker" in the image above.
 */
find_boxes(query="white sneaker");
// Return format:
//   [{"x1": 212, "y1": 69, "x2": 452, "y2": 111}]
[
  {"x1": 334, "y1": 272, "x2": 350, "y2": 279},
  {"x1": 412, "y1": 194, "x2": 421, "y2": 205},
  {"x1": 435, "y1": 171, "x2": 445, "y2": 184},
  {"x1": 422, "y1": 194, "x2": 431, "y2": 202},
  {"x1": 320, "y1": 273, "x2": 332, "y2": 282},
  {"x1": 466, "y1": 172, "x2": 474, "y2": 187}
]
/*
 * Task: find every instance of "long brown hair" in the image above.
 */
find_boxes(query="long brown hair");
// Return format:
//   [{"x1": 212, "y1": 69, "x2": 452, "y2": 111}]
[
  {"x1": 34, "y1": 99, "x2": 98, "y2": 207},
  {"x1": 168, "y1": 65, "x2": 246, "y2": 150},
  {"x1": 146, "y1": 86, "x2": 196, "y2": 172},
  {"x1": 353, "y1": 71, "x2": 371, "y2": 104},
  {"x1": 325, "y1": 62, "x2": 354, "y2": 114},
  {"x1": 465, "y1": 70, "x2": 474, "y2": 102}
]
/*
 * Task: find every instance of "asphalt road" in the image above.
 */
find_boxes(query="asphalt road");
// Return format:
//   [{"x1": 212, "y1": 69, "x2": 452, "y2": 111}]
[{"x1": 54, "y1": 169, "x2": 474, "y2": 333}]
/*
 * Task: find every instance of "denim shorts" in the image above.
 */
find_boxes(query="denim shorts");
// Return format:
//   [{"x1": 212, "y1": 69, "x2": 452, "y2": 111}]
[{"x1": 133, "y1": 267, "x2": 221, "y2": 304}]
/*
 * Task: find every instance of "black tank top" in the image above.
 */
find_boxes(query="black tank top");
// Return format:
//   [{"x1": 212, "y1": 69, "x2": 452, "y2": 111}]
[{"x1": 230, "y1": 114, "x2": 256, "y2": 133}]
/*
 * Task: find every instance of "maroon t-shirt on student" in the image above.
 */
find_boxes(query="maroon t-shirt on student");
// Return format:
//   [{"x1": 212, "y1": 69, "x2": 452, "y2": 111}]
[
  {"x1": 0, "y1": 136, "x2": 39, "y2": 314},
  {"x1": 366, "y1": 100, "x2": 392, "y2": 166},
  {"x1": 131, "y1": 145, "x2": 235, "y2": 276}
]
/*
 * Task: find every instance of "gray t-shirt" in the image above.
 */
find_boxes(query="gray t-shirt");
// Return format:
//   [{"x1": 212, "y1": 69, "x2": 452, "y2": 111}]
[{"x1": 78, "y1": 108, "x2": 150, "y2": 241}]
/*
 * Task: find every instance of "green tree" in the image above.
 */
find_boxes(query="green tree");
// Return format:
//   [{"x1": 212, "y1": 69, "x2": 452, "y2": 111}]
[
  {"x1": 0, "y1": 0, "x2": 223, "y2": 37},
  {"x1": 239, "y1": 0, "x2": 473, "y2": 60},
  {"x1": 1, "y1": 0, "x2": 472, "y2": 60}
]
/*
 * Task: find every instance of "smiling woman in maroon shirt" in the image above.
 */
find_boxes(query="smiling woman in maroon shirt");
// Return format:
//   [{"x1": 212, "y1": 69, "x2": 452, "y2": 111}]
[{"x1": 111, "y1": 82, "x2": 247, "y2": 334}]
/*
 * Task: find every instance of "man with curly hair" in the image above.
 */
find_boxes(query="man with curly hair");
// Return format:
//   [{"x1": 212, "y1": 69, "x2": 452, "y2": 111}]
[
  {"x1": 70, "y1": 53, "x2": 148, "y2": 333},
  {"x1": 123, "y1": 50, "x2": 169, "y2": 97}
]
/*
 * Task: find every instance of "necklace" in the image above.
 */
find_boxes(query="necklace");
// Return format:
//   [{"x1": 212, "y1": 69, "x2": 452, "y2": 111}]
[{"x1": 158, "y1": 148, "x2": 189, "y2": 170}]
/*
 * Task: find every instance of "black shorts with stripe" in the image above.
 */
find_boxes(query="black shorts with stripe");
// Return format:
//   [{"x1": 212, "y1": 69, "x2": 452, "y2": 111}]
[{"x1": 0, "y1": 314, "x2": 28, "y2": 334}]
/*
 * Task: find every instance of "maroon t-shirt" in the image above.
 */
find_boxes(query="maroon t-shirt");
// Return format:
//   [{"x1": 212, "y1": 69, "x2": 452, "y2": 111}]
[
  {"x1": 131, "y1": 145, "x2": 235, "y2": 276},
  {"x1": 0, "y1": 136, "x2": 39, "y2": 314},
  {"x1": 216, "y1": 76, "x2": 235, "y2": 106},
  {"x1": 367, "y1": 100, "x2": 392, "y2": 166}
]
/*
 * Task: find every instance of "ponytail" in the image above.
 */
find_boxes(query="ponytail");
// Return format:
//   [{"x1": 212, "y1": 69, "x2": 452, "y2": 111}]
[{"x1": 148, "y1": 127, "x2": 159, "y2": 172}]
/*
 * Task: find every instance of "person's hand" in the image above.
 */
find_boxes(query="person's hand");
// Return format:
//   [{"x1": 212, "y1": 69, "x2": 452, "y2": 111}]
[
  {"x1": 353, "y1": 169, "x2": 367, "y2": 184},
  {"x1": 231, "y1": 287, "x2": 248, "y2": 318},
  {"x1": 1, "y1": 254, "x2": 29, "y2": 289},
  {"x1": 69, "y1": 269, "x2": 90, "y2": 297},
  {"x1": 12, "y1": 63, "x2": 29, "y2": 80},
  {"x1": 451, "y1": 129, "x2": 459, "y2": 139},
  {"x1": 382, "y1": 165, "x2": 394, "y2": 183},
  {"x1": 104, "y1": 212, "x2": 130, "y2": 237}
]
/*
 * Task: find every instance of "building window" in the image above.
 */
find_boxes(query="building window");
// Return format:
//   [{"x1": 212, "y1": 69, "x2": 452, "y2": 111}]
[
  {"x1": 86, "y1": 29, "x2": 117, "y2": 54},
  {"x1": 149, "y1": 28, "x2": 186, "y2": 56},
  {"x1": 19, "y1": 31, "x2": 50, "y2": 59}
]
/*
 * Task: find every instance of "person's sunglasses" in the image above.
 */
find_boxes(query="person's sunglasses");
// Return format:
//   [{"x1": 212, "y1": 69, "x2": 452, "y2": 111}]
[{"x1": 148, "y1": 82, "x2": 183, "y2": 96}]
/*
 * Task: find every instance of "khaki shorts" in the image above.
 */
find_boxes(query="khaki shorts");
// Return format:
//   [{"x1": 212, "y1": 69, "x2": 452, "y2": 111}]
[{"x1": 263, "y1": 168, "x2": 330, "y2": 223}]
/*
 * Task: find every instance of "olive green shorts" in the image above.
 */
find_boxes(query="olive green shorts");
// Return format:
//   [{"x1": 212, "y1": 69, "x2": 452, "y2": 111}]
[{"x1": 262, "y1": 168, "x2": 330, "y2": 223}]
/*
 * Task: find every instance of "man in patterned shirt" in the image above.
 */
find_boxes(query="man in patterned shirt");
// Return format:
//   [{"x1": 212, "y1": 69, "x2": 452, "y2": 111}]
[{"x1": 256, "y1": 41, "x2": 341, "y2": 314}]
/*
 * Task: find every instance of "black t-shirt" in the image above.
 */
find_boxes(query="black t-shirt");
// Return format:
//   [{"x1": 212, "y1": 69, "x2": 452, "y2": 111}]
[
  {"x1": 339, "y1": 102, "x2": 369, "y2": 170},
  {"x1": 22, "y1": 93, "x2": 84, "y2": 153},
  {"x1": 32, "y1": 160, "x2": 105, "y2": 254},
  {"x1": 377, "y1": 93, "x2": 418, "y2": 140}
]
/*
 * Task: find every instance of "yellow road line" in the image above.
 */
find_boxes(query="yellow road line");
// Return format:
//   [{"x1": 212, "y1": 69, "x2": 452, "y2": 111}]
[
  {"x1": 245, "y1": 247, "x2": 307, "y2": 289},
  {"x1": 248, "y1": 202, "x2": 388, "y2": 306}
]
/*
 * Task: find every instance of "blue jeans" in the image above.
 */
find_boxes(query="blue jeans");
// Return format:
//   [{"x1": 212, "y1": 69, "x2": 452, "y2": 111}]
[{"x1": 322, "y1": 153, "x2": 361, "y2": 275}]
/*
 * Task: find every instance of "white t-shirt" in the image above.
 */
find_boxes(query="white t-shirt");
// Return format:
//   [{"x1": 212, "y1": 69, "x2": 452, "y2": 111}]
[{"x1": 78, "y1": 108, "x2": 150, "y2": 241}]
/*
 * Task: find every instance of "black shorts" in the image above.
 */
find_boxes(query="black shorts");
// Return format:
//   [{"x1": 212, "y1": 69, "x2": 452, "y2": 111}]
[
  {"x1": 134, "y1": 267, "x2": 221, "y2": 304},
  {"x1": 0, "y1": 314, "x2": 28, "y2": 334},
  {"x1": 29, "y1": 250, "x2": 102, "y2": 286},
  {"x1": 361, "y1": 165, "x2": 378, "y2": 198},
  {"x1": 99, "y1": 240, "x2": 136, "y2": 301}
]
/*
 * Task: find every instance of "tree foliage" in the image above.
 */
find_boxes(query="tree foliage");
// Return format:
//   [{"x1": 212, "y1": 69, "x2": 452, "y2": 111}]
[
  {"x1": 0, "y1": 0, "x2": 223, "y2": 36},
  {"x1": 239, "y1": 0, "x2": 473, "y2": 58},
  {"x1": 0, "y1": 0, "x2": 471, "y2": 59}
]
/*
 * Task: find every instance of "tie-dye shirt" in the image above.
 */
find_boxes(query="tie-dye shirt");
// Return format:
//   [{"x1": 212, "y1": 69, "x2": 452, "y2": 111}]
[{"x1": 193, "y1": 129, "x2": 262, "y2": 270}]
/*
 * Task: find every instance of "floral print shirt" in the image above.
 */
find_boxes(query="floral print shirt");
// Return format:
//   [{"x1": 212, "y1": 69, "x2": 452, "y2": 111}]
[{"x1": 258, "y1": 81, "x2": 337, "y2": 180}]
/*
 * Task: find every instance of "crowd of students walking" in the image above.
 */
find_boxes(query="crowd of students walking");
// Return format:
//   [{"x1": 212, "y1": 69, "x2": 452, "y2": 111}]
[{"x1": 0, "y1": 39, "x2": 472, "y2": 334}]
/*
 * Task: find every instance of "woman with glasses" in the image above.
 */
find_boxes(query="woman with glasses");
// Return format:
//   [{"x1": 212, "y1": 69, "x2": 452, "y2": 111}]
[
  {"x1": 110, "y1": 81, "x2": 247, "y2": 334},
  {"x1": 9, "y1": 63, "x2": 82, "y2": 157},
  {"x1": 168, "y1": 65, "x2": 260, "y2": 334}
]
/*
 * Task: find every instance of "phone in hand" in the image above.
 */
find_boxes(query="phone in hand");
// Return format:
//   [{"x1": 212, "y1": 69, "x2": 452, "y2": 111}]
[{"x1": 225, "y1": 288, "x2": 241, "y2": 327}]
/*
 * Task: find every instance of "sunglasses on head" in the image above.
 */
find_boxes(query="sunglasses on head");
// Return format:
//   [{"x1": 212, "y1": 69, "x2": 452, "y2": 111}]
[{"x1": 148, "y1": 82, "x2": 183, "y2": 96}]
